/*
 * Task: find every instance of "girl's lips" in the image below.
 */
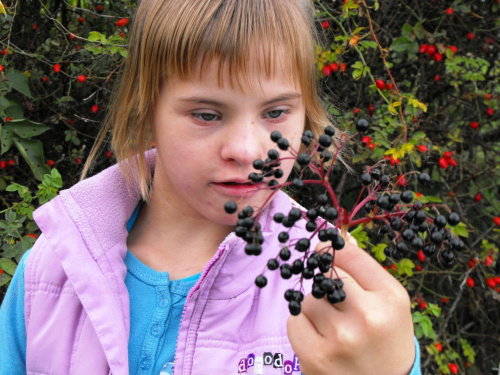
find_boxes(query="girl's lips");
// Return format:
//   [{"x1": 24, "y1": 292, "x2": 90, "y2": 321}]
[{"x1": 212, "y1": 181, "x2": 262, "y2": 197}]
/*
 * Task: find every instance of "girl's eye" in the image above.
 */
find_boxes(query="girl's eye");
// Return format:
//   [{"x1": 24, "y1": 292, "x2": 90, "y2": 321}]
[
  {"x1": 192, "y1": 112, "x2": 220, "y2": 122},
  {"x1": 264, "y1": 109, "x2": 289, "y2": 119}
]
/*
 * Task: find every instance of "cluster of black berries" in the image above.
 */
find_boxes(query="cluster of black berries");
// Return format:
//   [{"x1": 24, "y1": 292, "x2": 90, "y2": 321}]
[
  {"x1": 224, "y1": 125, "x2": 353, "y2": 316},
  {"x1": 359, "y1": 168, "x2": 463, "y2": 268},
  {"x1": 224, "y1": 202, "x2": 264, "y2": 256}
]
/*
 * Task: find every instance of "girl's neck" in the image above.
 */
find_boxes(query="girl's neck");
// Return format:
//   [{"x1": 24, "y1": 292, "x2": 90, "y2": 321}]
[{"x1": 126, "y1": 191, "x2": 233, "y2": 280}]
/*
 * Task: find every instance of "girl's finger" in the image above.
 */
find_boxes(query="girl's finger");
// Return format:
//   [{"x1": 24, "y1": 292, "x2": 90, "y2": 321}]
[{"x1": 330, "y1": 240, "x2": 402, "y2": 292}]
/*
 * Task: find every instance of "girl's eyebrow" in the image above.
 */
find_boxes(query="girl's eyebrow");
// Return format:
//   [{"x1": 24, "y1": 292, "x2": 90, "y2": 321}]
[{"x1": 177, "y1": 92, "x2": 302, "y2": 109}]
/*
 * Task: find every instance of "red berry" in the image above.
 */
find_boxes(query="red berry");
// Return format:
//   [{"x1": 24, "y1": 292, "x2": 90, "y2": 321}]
[
  {"x1": 349, "y1": 36, "x2": 359, "y2": 46},
  {"x1": 443, "y1": 151, "x2": 452, "y2": 159},
  {"x1": 97, "y1": 4, "x2": 104, "y2": 11},
  {"x1": 415, "y1": 265, "x2": 422, "y2": 271},
  {"x1": 105, "y1": 150, "x2": 113, "y2": 158},
  {"x1": 0, "y1": 160, "x2": 6, "y2": 169},
  {"x1": 433, "y1": 52, "x2": 443, "y2": 62},
  {"x1": 76, "y1": 45, "x2": 81, "y2": 50},
  {"x1": 474, "y1": 193, "x2": 482, "y2": 202},
  {"x1": 485, "y1": 255, "x2": 494, "y2": 267},
  {"x1": 7, "y1": 159, "x2": 14, "y2": 166},
  {"x1": 321, "y1": 21, "x2": 330, "y2": 30},
  {"x1": 434, "y1": 342, "x2": 443, "y2": 353},
  {"x1": 0, "y1": 269, "x2": 3, "y2": 274},
  {"x1": 0, "y1": 64, "x2": 3, "y2": 72},
  {"x1": 396, "y1": 174, "x2": 407, "y2": 186},
  {"x1": 116, "y1": 18, "x2": 129, "y2": 27},
  {"x1": 5, "y1": 117, "x2": 12, "y2": 122},
  {"x1": 434, "y1": 74, "x2": 440, "y2": 82},
  {"x1": 361, "y1": 136, "x2": 371, "y2": 144},
  {"x1": 353, "y1": 108, "x2": 360, "y2": 114},
  {"x1": 467, "y1": 32, "x2": 475, "y2": 40},
  {"x1": 368, "y1": 103, "x2": 374, "y2": 115},
  {"x1": 417, "y1": 145, "x2": 428, "y2": 153},
  {"x1": 42, "y1": 76, "x2": 48, "y2": 82},
  {"x1": 386, "y1": 83, "x2": 393, "y2": 90},
  {"x1": 485, "y1": 93, "x2": 492, "y2": 100},
  {"x1": 419, "y1": 302, "x2": 427, "y2": 309},
  {"x1": 441, "y1": 297, "x2": 449, "y2": 304},
  {"x1": 76, "y1": 157, "x2": 82, "y2": 164},
  {"x1": 69, "y1": 33, "x2": 76, "y2": 40},
  {"x1": 322, "y1": 65, "x2": 331, "y2": 76},
  {"x1": 375, "y1": 79, "x2": 386, "y2": 90},
  {"x1": 469, "y1": 121, "x2": 479, "y2": 129},
  {"x1": 91, "y1": 104, "x2": 99, "y2": 113},
  {"x1": 486, "y1": 108, "x2": 494, "y2": 116},
  {"x1": 445, "y1": 8, "x2": 453, "y2": 15},
  {"x1": 426, "y1": 44, "x2": 437, "y2": 56},
  {"x1": 448, "y1": 158, "x2": 457, "y2": 167},
  {"x1": 47, "y1": 160, "x2": 55, "y2": 167},
  {"x1": 449, "y1": 363, "x2": 459, "y2": 374},
  {"x1": 449, "y1": 45, "x2": 458, "y2": 54},
  {"x1": 32, "y1": 24, "x2": 38, "y2": 30},
  {"x1": 53, "y1": 63, "x2": 61, "y2": 73},
  {"x1": 77, "y1": 75, "x2": 86, "y2": 83},
  {"x1": 439, "y1": 158, "x2": 448, "y2": 169},
  {"x1": 329, "y1": 63, "x2": 339, "y2": 72},
  {"x1": 119, "y1": 32, "x2": 126, "y2": 38},
  {"x1": 367, "y1": 142, "x2": 375, "y2": 150},
  {"x1": 78, "y1": 17, "x2": 85, "y2": 24},
  {"x1": 340, "y1": 63, "x2": 346, "y2": 72},
  {"x1": 68, "y1": 118, "x2": 75, "y2": 125},
  {"x1": 466, "y1": 277, "x2": 475, "y2": 288},
  {"x1": 418, "y1": 250, "x2": 426, "y2": 262},
  {"x1": 494, "y1": 276, "x2": 500, "y2": 285},
  {"x1": 419, "y1": 44, "x2": 428, "y2": 54},
  {"x1": 493, "y1": 217, "x2": 500, "y2": 226}
]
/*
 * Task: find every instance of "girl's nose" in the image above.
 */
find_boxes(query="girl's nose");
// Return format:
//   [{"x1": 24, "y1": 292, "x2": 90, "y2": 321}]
[{"x1": 219, "y1": 119, "x2": 266, "y2": 166}]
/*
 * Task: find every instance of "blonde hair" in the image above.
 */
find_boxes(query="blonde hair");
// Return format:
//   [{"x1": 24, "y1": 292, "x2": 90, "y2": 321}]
[{"x1": 82, "y1": 0, "x2": 335, "y2": 201}]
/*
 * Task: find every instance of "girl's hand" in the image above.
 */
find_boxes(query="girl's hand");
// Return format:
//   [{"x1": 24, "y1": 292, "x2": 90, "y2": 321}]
[{"x1": 287, "y1": 238, "x2": 416, "y2": 375}]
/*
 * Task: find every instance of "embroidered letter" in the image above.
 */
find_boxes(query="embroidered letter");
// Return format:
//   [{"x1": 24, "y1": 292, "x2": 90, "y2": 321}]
[
  {"x1": 263, "y1": 352, "x2": 273, "y2": 366},
  {"x1": 247, "y1": 353, "x2": 255, "y2": 368},
  {"x1": 293, "y1": 355, "x2": 301, "y2": 372},
  {"x1": 254, "y1": 357, "x2": 264, "y2": 374},
  {"x1": 273, "y1": 353, "x2": 283, "y2": 368},
  {"x1": 238, "y1": 358, "x2": 247, "y2": 373},
  {"x1": 283, "y1": 360, "x2": 294, "y2": 375}
]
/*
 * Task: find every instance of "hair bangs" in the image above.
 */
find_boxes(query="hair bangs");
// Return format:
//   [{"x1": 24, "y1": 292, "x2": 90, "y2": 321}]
[{"x1": 156, "y1": 0, "x2": 315, "y2": 93}]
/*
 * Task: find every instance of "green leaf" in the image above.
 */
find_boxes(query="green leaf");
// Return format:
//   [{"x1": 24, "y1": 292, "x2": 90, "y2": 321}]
[
  {"x1": 4, "y1": 70, "x2": 33, "y2": 98},
  {"x1": 349, "y1": 226, "x2": 369, "y2": 249},
  {"x1": 371, "y1": 243, "x2": 387, "y2": 262},
  {"x1": 390, "y1": 37, "x2": 412, "y2": 52},
  {"x1": 0, "y1": 123, "x2": 14, "y2": 154},
  {"x1": 12, "y1": 137, "x2": 49, "y2": 181},
  {"x1": 427, "y1": 303, "x2": 441, "y2": 317},
  {"x1": 3, "y1": 120, "x2": 51, "y2": 138},
  {"x1": 397, "y1": 258, "x2": 415, "y2": 277},
  {"x1": 448, "y1": 221, "x2": 469, "y2": 238}
]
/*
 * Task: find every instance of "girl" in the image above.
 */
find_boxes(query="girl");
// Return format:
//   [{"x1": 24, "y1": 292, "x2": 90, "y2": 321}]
[{"x1": 0, "y1": 0, "x2": 421, "y2": 374}]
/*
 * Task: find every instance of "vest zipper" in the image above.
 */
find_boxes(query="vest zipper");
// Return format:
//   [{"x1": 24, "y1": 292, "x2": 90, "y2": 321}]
[{"x1": 171, "y1": 232, "x2": 235, "y2": 375}]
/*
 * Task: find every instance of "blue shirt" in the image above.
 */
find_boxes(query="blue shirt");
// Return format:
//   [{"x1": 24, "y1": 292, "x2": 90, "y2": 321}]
[{"x1": 0, "y1": 203, "x2": 200, "y2": 375}]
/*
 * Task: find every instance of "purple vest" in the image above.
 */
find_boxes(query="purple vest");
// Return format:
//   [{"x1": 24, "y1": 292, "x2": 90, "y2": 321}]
[{"x1": 24, "y1": 151, "x2": 319, "y2": 374}]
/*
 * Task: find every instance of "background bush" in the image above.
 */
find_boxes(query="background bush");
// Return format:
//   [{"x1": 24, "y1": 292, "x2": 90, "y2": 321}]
[{"x1": 0, "y1": 0, "x2": 498, "y2": 373}]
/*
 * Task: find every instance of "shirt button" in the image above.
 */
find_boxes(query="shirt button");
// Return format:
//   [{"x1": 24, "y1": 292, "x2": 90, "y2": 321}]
[
  {"x1": 140, "y1": 358, "x2": 151, "y2": 370},
  {"x1": 151, "y1": 323, "x2": 162, "y2": 336}
]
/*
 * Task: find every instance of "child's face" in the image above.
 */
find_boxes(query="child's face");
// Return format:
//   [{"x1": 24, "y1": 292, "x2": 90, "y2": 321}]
[{"x1": 151, "y1": 59, "x2": 306, "y2": 226}]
